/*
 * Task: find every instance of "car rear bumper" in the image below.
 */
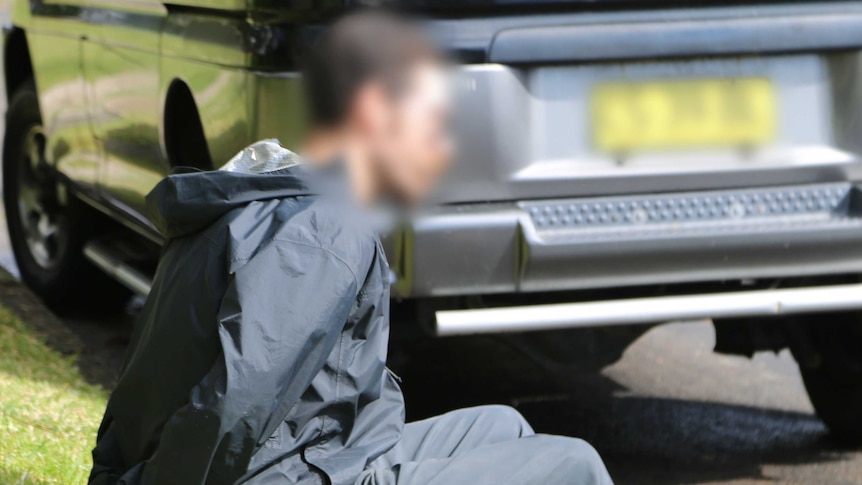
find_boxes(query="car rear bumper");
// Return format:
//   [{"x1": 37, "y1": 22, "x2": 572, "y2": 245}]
[{"x1": 386, "y1": 182, "x2": 862, "y2": 299}]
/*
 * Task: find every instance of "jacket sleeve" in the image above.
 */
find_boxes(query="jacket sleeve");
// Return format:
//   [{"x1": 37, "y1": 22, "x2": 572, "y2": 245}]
[{"x1": 137, "y1": 240, "x2": 362, "y2": 485}]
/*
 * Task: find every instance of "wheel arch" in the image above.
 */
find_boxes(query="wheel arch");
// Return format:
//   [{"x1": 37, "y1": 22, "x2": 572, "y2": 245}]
[
  {"x1": 162, "y1": 78, "x2": 213, "y2": 171},
  {"x1": 4, "y1": 27, "x2": 34, "y2": 102}
]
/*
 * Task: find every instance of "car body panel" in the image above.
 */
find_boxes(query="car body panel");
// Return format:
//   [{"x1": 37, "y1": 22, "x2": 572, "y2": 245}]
[
  {"x1": 161, "y1": 10, "x2": 254, "y2": 68},
  {"x1": 27, "y1": 7, "x2": 98, "y2": 193},
  {"x1": 486, "y1": 3, "x2": 862, "y2": 64},
  {"x1": 83, "y1": 11, "x2": 165, "y2": 218}
]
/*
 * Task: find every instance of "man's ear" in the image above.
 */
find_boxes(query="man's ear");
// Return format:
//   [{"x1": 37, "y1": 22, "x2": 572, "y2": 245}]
[{"x1": 351, "y1": 81, "x2": 390, "y2": 135}]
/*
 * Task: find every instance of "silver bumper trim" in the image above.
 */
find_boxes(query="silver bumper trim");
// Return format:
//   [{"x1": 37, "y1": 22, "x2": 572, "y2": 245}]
[{"x1": 434, "y1": 283, "x2": 862, "y2": 336}]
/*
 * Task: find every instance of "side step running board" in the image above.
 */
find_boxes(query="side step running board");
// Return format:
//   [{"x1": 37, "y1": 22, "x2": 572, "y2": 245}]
[
  {"x1": 83, "y1": 241, "x2": 153, "y2": 296},
  {"x1": 435, "y1": 283, "x2": 862, "y2": 336}
]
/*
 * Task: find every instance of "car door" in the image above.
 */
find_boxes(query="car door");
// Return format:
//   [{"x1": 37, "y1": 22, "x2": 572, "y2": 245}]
[{"x1": 80, "y1": 0, "x2": 168, "y2": 228}]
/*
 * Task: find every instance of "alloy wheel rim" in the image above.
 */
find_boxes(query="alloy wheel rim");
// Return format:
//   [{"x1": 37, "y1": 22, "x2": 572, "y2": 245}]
[{"x1": 16, "y1": 125, "x2": 67, "y2": 269}]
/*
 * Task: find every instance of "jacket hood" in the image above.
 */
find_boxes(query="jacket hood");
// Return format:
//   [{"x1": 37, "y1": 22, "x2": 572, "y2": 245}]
[{"x1": 146, "y1": 141, "x2": 333, "y2": 239}]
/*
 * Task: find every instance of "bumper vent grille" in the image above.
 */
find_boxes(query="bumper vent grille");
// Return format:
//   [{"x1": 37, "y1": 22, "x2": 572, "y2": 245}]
[{"x1": 520, "y1": 183, "x2": 857, "y2": 240}]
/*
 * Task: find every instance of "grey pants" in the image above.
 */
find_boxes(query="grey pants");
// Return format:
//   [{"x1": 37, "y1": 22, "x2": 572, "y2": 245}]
[{"x1": 356, "y1": 405, "x2": 614, "y2": 485}]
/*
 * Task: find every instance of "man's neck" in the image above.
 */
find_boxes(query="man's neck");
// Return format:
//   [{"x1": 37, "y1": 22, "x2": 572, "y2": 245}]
[{"x1": 302, "y1": 129, "x2": 378, "y2": 205}]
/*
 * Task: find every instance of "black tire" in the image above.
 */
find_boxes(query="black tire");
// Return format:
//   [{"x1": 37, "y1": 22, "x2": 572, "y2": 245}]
[
  {"x1": 791, "y1": 312, "x2": 862, "y2": 444},
  {"x1": 3, "y1": 81, "x2": 129, "y2": 313}
]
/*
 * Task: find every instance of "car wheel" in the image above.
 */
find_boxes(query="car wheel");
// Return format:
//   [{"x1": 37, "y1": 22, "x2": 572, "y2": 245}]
[
  {"x1": 3, "y1": 80, "x2": 129, "y2": 312},
  {"x1": 792, "y1": 312, "x2": 862, "y2": 444}
]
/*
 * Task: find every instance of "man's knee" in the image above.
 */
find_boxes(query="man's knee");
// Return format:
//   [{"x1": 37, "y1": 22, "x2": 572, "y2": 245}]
[
  {"x1": 535, "y1": 435, "x2": 613, "y2": 485},
  {"x1": 470, "y1": 405, "x2": 534, "y2": 438}
]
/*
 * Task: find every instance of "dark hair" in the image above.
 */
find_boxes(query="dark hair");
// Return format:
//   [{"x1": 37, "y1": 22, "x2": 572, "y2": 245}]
[{"x1": 302, "y1": 10, "x2": 442, "y2": 127}]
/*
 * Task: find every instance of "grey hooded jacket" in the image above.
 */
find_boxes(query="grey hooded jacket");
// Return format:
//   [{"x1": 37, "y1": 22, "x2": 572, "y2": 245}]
[{"x1": 89, "y1": 143, "x2": 404, "y2": 485}]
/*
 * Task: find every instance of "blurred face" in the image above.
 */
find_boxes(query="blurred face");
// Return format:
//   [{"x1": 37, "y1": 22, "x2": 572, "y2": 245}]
[{"x1": 359, "y1": 61, "x2": 453, "y2": 204}]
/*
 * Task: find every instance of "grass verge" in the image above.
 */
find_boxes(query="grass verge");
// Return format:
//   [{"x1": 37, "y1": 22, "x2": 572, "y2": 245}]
[{"x1": 0, "y1": 306, "x2": 107, "y2": 484}]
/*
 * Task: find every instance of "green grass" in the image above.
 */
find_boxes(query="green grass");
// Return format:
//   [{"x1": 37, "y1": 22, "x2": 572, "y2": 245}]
[{"x1": 0, "y1": 307, "x2": 107, "y2": 485}]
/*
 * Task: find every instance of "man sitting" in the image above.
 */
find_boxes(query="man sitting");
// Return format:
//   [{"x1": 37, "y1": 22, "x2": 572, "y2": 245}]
[{"x1": 89, "y1": 10, "x2": 613, "y2": 485}]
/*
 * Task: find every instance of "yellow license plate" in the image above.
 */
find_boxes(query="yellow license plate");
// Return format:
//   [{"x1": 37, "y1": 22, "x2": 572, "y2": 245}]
[{"x1": 591, "y1": 78, "x2": 776, "y2": 152}]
